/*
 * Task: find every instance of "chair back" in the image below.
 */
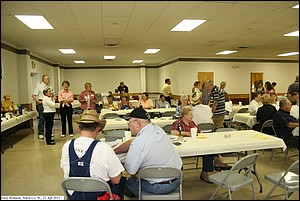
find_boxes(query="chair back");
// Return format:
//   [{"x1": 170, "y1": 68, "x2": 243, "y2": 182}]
[
  {"x1": 237, "y1": 107, "x2": 249, "y2": 113},
  {"x1": 103, "y1": 113, "x2": 120, "y2": 119},
  {"x1": 231, "y1": 153, "x2": 258, "y2": 173},
  {"x1": 105, "y1": 129, "x2": 127, "y2": 142},
  {"x1": 260, "y1": 119, "x2": 275, "y2": 135},
  {"x1": 138, "y1": 166, "x2": 183, "y2": 200},
  {"x1": 61, "y1": 177, "x2": 113, "y2": 200},
  {"x1": 197, "y1": 123, "x2": 215, "y2": 133},
  {"x1": 162, "y1": 124, "x2": 173, "y2": 134},
  {"x1": 161, "y1": 111, "x2": 176, "y2": 117}
]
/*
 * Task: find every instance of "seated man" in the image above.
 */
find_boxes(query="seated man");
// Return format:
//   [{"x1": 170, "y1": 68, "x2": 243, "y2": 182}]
[
  {"x1": 60, "y1": 110, "x2": 126, "y2": 200},
  {"x1": 138, "y1": 92, "x2": 154, "y2": 109},
  {"x1": 114, "y1": 108, "x2": 183, "y2": 198},
  {"x1": 273, "y1": 100, "x2": 299, "y2": 149},
  {"x1": 156, "y1": 94, "x2": 171, "y2": 108}
]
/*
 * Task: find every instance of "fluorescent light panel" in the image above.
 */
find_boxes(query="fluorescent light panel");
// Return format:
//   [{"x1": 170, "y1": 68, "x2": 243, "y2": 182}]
[
  {"x1": 171, "y1": 19, "x2": 206, "y2": 32},
  {"x1": 293, "y1": 4, "x2": 299, "y2": 8},
  {"x1": 278, "y1": 52, "x2": 299, "y2": 56},
  {"x1": 132, "y1": 60, "x2": 144, "y2": 63},
  {"x1": 144, "y1": 49, "x2": 160, "y2": 54},
  {"x1": 104, "y1": 56, "x2": 116, "y2": 60},
  {"x1": 15, "y1": 15, "x2": 53, "y2": 29},
  {"x1": 284, "y1": 30, "x2": 299, "y2": 36},
  {"x1": 216, "y1": 50, "x2": 237, "y2": 55},
  {"x1": 59, "y1": 49, "x2": 76, "y2": 54},
  {"x1": 74, "y1": 60, "x2": 85, "y2": 64}
]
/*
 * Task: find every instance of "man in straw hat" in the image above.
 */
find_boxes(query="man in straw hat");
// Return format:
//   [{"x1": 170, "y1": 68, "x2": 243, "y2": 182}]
[
  {"x1": 114, "y1": 107, "x2": 183, "y2": 198},
  {"x1": 60, "y1": 110, "x2": 126, "y2": 200}
]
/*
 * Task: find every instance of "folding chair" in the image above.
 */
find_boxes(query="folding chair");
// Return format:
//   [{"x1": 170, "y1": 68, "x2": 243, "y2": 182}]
[
  {"x1": 197, "y1": 123, "x2": 215, "y2": 133},
  {"x1": 138, "y1": 166, "x2": 183, "y2": 200},
  {"x1": 233, "y1": 108, "x2": 249, "y2": 130},
  {"x1": 162, "y1": 124, "x2": 173, "y2": 134},
  {"x1": 209, "y1": 153, "x2": 259, "y2": 200},
  {"x1": 61, "y1": 177, "x2": 113, "y2": 200},
  {"x1": 105, "y1": 130, "x2": 127, "y2": 142},
  {"x1": 161, "y1": 111, "x2": 176, "y2": 117},
  {"x1": 102, "y1": 113, "x2": 121, "y2": 119},
  {"x1": 264, "y1": 160, "x2": 299, "y2": 200},
  {"x1": 259, "y1": 120, "x2": 274, "y2": 155},
  {"x1": 270, "y1": 125, "x2": 299, "y2": 161}
]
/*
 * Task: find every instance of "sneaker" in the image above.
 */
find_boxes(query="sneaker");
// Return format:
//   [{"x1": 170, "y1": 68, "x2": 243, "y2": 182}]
[
  {"x1": 38, "y1": 134, "x2": 44, "y2": 139},
  {"x1": 69, "y1": 134, "x2": 74, "y2": 137},
  {"x1": 61, "y1": 135, "x2": 66, "y2": 138}
]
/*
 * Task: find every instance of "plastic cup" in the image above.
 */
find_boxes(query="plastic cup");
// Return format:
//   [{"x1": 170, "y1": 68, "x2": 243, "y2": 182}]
[
  {"x1": 124, "y1": 131, "x2": 131, "y2": 141},
  {"x1": 191, "y1": 128, "x2": 197, "y2": 139},
  {"x1": 165, "y1": 105, "x2": 169, "y2": 109},
  {"x1": 239, "y1": 101, "x2": 242, "y2": 106}
]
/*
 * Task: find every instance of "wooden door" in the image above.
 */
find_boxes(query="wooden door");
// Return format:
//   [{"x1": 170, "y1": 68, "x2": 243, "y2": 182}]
[
  {"x1": 250, "y1": 72, "x2": 263, "y2": 101},
  {"x1": 198, "y1": 72, "x2": 214, "y2": 87}
]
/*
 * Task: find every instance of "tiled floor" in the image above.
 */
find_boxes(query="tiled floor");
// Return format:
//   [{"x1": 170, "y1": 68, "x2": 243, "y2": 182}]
[{"x1": 1, "y1": 117, "x2": 299, "y2": 200}]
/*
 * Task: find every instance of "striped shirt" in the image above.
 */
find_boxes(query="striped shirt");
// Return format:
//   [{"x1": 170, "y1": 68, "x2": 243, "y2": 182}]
[{"x1": 209, "y1": 86, "x2": 226, "y2": 116}]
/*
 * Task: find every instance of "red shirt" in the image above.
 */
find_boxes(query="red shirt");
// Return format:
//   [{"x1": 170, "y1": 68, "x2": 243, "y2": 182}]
[{"x1": 172, "y1": 118, "x2": 200, "y2": 133}]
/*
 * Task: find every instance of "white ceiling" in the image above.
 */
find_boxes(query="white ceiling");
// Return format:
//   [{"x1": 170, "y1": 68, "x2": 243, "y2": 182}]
[{"x1": 1, "y1": 1, "x2": 299, "y2": 67}]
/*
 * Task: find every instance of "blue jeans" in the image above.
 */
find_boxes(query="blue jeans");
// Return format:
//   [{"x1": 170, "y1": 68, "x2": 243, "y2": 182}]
[
  {"x1": 37, "y1": 103, "x2": 45, "y2": 134},
  {"x1": 126, "y1": 177, "x2": 181, "y2": 198}
]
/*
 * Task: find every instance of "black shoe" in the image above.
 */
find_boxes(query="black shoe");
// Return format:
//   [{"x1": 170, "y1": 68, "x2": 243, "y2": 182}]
[
  {"x1": 47, "y1": 142, "x2": 56, "y2": 145},
  {"x1": 214, "y1": 165, "x2": 232, "y2": 171}
]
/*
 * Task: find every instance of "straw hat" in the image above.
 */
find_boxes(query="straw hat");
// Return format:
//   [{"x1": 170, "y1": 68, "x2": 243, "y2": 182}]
[
  {"x1": 76, "y1": 110, "x2": 106, "y2": 131},
  {"x1": 190, "y1": 91, "x2": 202, "y2": 105}
]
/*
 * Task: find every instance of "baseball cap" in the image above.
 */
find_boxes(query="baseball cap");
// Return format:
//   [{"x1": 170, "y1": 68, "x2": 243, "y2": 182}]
[{"x1": 124, "y1": 107, "x2": 150, "y2": 120}]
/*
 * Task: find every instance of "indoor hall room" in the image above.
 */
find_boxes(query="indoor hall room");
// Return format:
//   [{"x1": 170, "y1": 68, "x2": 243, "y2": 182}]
[
  {"x1": 1, "y1": 118, "x2": 299, "y2": 200},
  {"x1": 1, "y1": 1, "x2": 299, "y2": 200}
]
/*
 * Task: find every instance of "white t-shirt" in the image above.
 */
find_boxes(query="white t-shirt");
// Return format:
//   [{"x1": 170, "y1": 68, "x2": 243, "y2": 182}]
[
  {"x1": 249, "y1": 99, "x2": 261, "y2": 115},
  {"x1": 192, "y1": 104, "x2": 214, "y2": 125},
  {"x1": 60, "y1": 137, "x2": 124, "y2": 181}
]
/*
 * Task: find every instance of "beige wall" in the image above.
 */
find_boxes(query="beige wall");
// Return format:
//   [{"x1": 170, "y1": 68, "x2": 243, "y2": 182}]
[{"x1": 1, "y1": 48, "x2": 299, "y2": 105}]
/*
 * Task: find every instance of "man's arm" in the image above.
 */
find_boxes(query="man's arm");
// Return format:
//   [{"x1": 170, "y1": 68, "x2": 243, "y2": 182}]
[
  {"x1": 287, "y1": 122, "x2": 299, "y2": 129},
  {"x1": 110, "y1": 174, "x2": 122, "y2": 185},
  {"x1": 114, "y1": 138, "x2": 134, "y2": 154},
  {"x1": 32, "y1": 94, "x2": 41, "y2": 104}
]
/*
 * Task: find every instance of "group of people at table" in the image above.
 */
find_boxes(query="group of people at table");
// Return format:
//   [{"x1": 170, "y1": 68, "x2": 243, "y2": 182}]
[{"x1": 33, "y1": 73, "x2": 298, "y2": 199}]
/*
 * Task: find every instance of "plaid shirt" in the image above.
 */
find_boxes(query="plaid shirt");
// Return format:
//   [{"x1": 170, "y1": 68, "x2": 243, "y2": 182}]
[{"x1": 172, "y1": 118, "x2": 200, "y2": 133}]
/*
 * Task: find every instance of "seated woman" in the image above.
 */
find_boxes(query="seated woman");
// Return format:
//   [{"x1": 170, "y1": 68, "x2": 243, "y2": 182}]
[
  {"x1": 138, "y1": 92, "x2": 154, "y2": 109},
  {"x1": 156, "y1": 94, "x2": 171, "y2": 108},
  {"x1": 103, "y1": 94, "x2": 119, "y2": 111},
  {"x1": 175, "y1": 94, "x2": 191, "y2": 117},
  {"x1": 119, "y1": 93, "x2": 133, "y2": 110},
  {"x1": 170, "y1": 106, "x2": 231, "y2": 183},
  {"x1": 252, "y1": 94, "x2": 277, "y2": 134},
  {"x1": 270, "y1": 92, "x2": 279, "y2": 110}
]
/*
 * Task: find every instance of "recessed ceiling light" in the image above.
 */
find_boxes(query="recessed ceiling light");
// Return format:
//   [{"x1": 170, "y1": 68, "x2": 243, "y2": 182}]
[
  {"x1": 216, "y1": 50, "x2": 237, "y2": 55},
  {"x1": 171, "y1": 19, "x2": 206, "y2": 32},
  {"x1": 132, "y1": 60, "x2": 144, "y2": 63},
  {"x1": 278, "y1": 52, "x2": 299, "y2": 56},
  {"x1": 293, "y1": 4, "x2": 299, "y2": 8},
  {"x1": 59, "y1": 49, "x2": 76, "y2": 54},
  {"x1": 74, "y1": 60, "x2": 85, "y2": 64},
  {"x1": 284, "y1": 30, "x2": 299, "y2": 36},
  {"x1": 144, "y1": 49, "x2": 160, "y2": 54},
  {"x1": 104, "y1": 56, "x2": 116, "y2": 60},
  {"x1": 15, "y1": 15, "x2": 53, "y2": 29}
]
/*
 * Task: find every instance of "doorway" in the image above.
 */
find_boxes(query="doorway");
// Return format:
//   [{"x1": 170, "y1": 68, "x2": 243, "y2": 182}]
[
  {"x1": 250, "y1": 72, "x2": 263, "y2": 101},
  {"x1": 198, "y1": 72, "x2": 214, "y2": 87}
]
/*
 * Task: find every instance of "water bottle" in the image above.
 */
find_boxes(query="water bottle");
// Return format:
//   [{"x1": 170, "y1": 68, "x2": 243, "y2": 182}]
[
  {"x1": 178, "y1": 119, "x2": 183, "y2": 141},
  {"x1": 18, "y1": 105, "x2": 23, "y2": 115}
]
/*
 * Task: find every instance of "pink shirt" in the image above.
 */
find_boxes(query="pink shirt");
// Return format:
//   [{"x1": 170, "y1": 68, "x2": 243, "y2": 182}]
[
  {"x1": 138, "y1": 99, "x2": 154, "y2": 109},
  {"x1": 58, "y1": 89, "x2": 74, "y2": 107}
]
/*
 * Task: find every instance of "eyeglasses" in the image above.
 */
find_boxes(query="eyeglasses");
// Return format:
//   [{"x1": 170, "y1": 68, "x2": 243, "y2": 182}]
[{"x1": 128, "y1": 119, "x2": 138, "y2": 125}]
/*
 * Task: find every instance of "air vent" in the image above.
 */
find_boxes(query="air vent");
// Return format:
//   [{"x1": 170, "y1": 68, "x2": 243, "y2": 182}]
[{"x1": 105, "y1": 44, "x2": 119, "y2": 48}]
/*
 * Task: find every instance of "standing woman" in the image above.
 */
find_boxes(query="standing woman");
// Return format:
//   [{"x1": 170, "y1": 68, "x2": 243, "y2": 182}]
[
  {"x1": 79, "y1": 82, "x2": 97, "y2": 110},
  {"x1": 58, "y1": 80, "x2": 74, "y2": 138},
  {"x1": 42, "y1": 88, "x2": 56, "y2": 145}
]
